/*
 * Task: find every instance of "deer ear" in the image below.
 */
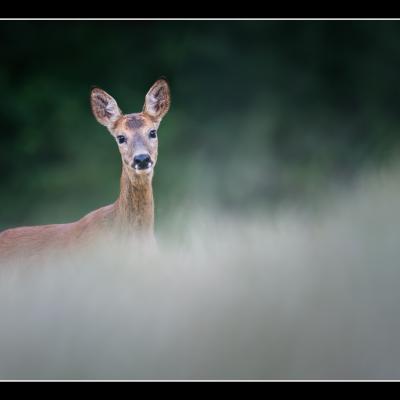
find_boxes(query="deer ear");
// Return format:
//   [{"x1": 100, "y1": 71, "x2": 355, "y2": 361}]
[
  {"x1": 91, "y1": 87, "x2": 122, "y2": 128},
  {"x1": 143, "y1": 79, "x2": 170, "y2": 122}
]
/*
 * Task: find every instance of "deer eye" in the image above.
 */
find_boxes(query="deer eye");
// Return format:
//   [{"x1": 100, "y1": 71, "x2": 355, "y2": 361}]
[
  {"x1": 117, "y1": 135, "x2": 127, "y2": 144},
  {"x1": 149, "y1": 130, "x2": 157, "y2": 139}
]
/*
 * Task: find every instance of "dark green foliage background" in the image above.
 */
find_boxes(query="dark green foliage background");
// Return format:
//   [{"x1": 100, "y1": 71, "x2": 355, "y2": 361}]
[{"x1": 1, "y1": 21, "x2": 400, "y2": 230}]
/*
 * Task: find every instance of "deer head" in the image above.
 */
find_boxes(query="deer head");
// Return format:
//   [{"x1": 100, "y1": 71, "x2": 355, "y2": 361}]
[{"x1": 90, "y1": 79, "x2": 170, "y2": 180}]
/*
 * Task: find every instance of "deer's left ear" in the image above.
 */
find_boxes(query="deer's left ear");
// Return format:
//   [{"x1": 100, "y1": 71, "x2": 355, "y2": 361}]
[{"x1": 143, "y1": 79, "x2": 171, "y2": 122}]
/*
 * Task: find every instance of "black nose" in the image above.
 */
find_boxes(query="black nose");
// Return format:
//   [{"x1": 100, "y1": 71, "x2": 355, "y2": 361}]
[{"x1": 133, "y1": 154, "x2": 152, "y2": 170}]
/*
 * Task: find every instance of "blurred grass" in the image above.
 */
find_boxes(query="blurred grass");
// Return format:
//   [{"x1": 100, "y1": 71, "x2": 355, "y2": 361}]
[{"x1": 1, "y1": 162, "x2": 400, "y2": 379}]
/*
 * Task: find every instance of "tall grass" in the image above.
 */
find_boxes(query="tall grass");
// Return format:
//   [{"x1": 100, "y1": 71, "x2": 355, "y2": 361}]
[{"x1": 1, "y1": 163, "x2": 400, "y2": 379}]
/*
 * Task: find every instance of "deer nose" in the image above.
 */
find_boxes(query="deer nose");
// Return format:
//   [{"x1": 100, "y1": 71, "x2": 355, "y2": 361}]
[{"x1": 133, "y1": 154, "x2": 152, "y2": 170}]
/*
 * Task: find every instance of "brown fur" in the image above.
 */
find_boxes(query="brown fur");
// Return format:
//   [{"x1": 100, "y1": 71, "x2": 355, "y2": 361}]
[
  {"x1": 126, "y1": 116, "x2": 144, "y2": 129},
  {"x1": 0, "y1": 79, "x2": 170, "y2": 264}
]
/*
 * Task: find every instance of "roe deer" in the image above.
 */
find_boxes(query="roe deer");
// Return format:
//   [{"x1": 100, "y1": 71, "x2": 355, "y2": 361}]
[{"x1": 0, "y1": 79, "x2": 170, "y2": 263}]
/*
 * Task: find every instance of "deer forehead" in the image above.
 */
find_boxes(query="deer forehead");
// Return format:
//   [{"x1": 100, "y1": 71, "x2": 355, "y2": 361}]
[{"x1": 114, "y1": 113, "x2": 155, "y2": 134}]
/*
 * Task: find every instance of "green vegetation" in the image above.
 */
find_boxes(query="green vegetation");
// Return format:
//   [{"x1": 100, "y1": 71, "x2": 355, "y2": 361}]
[{"x1": 1, "y1": 21, "x2": 400, "y2": 230}]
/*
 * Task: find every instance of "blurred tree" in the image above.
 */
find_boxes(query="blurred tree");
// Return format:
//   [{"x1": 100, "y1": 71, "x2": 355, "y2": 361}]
[{"x1": 1, "y1": 21, "x2": 400, "y2": 229}]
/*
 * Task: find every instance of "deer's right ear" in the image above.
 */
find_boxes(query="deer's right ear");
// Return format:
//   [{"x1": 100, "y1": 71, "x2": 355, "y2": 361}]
[{"x1": 90, "y1": 88, "x2": 122, "y2": 128}]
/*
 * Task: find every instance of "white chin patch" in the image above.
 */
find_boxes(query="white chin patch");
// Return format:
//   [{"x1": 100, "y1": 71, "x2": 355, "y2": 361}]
[{"x1": 134, "y1": 162, "x2": 153, "y2": 173}]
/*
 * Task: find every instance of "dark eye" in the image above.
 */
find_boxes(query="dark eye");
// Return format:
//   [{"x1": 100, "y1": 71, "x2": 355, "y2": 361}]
[
  {"x1": 117, "y1": 135, "x2": 126, "y2": 144},
  {"x1": 149, "y1": 130, "x2": 157, "y2": 139}
]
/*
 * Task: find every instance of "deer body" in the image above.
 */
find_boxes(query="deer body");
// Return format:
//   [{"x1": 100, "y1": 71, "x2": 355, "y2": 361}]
[{"x1": 0, "y1": 79, "x2": 170, "y2": 263}]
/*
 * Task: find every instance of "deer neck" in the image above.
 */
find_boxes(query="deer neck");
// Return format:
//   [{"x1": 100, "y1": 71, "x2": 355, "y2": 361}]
[{"x1": 115, "y1": 166, "x2": 154, "y2": 235}]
